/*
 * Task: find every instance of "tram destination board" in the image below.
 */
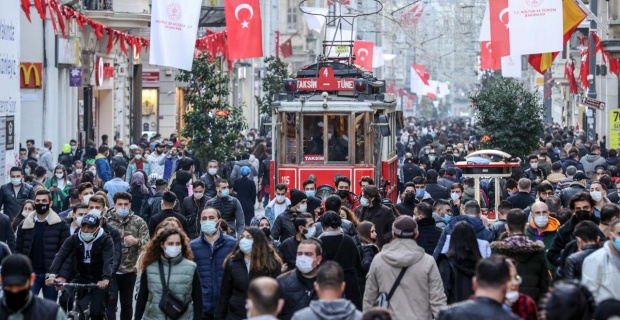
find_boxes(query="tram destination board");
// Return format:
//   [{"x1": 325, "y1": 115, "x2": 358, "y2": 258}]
[{"x1": 296, "y1": 67, "x2": 355, "y2": 91}]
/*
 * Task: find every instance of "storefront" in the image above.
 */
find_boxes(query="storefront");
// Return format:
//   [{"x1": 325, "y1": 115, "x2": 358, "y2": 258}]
[
  {"x1": 142, "y1": 70, "x2": 160, "y2": 134},
  {"x1": 93, "y1": 55, "x2": 115, "y2": 145}
]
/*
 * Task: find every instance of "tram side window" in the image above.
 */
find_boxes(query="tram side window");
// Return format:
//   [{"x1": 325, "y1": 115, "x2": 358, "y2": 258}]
[
  {"x1": 326, "y1": 115, "x2": 349, "y2": 162},
  {"x1": 355, "y1": 113, "x2": 365, "y2": 164},
  {"x1": 303, "y1": 115, "x2": 349, "y2": 162},
  {"x1": 284, "y1": 113, "x2": 297, "y2": 164},
  {"x1": 303, "y1": 116, "x2": 324, "y2": 162}
]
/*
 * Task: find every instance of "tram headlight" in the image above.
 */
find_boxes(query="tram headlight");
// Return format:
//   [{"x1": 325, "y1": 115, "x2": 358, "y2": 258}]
[
  {"x1": 283, "y1": 79, "x2": 298, "y2": 93},
  {"x1": 354, "y1": 79, "x2": 368, "y2": 101}
]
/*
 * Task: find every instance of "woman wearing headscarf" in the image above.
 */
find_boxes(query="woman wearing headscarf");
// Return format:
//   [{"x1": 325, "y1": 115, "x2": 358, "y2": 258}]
[
  {"x1": 171, "y1": 171, "x2": 192, "y2": 203},
  {"x1": 129, "y1": 171, "x2": 151, "y2": 214}
]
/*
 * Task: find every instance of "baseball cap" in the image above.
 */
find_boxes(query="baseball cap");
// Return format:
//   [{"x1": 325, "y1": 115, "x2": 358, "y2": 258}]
[
  {"x1": 81, "y1": 214, "x2": 100, "y2": 227},
  {"x1": 573, "y1": 172, "x2": 587, "y2": 181},
  {"x1": 1, "y1": 254, "x2": 33, "y2": 286},
  {"x1": 392, "y1": 216, "x2": 417, "y2": 237}
]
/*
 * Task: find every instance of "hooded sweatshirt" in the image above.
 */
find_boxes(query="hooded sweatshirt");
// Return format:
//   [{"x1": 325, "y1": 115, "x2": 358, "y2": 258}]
[
  {"x1": 580, "y1": 154, "x2": 607, "y2": 174},
  {"x1": 291, "y1": 299, "x2": 362, "y2": 320},
  {"x1": 78, "y1": 228, "x2": 105, "y2": 264}
]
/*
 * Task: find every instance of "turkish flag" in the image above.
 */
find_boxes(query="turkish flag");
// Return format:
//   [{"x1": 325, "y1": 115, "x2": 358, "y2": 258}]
[
  {"x1": 412, "y1": 64, "x2": 429, "y2": 86},
  {"x1": 225, "y1": 0, "x2": 263, "y2": 60},
  {"x1": 353, "y1": 40, "x2": 374, "y2": 70},
  {"x1": 489, "y1": 0, "x2": 510, "y2": 58},
  {"x1": 280, "y1": 37, "x2": 293, "y2": 58},
  {"x1": 480, "y1": 41, "x2": 501, "y2": 70}
]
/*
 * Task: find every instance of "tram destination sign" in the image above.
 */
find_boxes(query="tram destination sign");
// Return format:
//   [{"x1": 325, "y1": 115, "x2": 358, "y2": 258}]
[
  {"x1": 581, "y1": 97, "x2": 606, "y2": 110},
  {"x1": 296, "y1": 67, "x2": 355, "y2": 91}
]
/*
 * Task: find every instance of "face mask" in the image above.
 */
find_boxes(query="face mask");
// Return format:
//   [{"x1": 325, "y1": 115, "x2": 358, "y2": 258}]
[
  {"x1": 505, "y1": 291, "x2": 519, "y2": 304},
  {"x1": 24, "y1": 168, "x2": 30, "y2": 175},
  {"x1": 530, "y1": 163, "x2": 538, "y2": 169},
  {"x1": 220, "y1": 189, "x2": 230, "y2": 197},
  {"x1": 443, "y1": 215, "x2": 451, "y2": 224},
  {"x1": 21, "y1": 210, "x2": 32, "y2": 218},
  {"x1": 80, "y1": 230, "x2": 97, "y2": 242},
  {"x1": 71, "y1": 145, "x2": 77, "y2": 151},
  {"x1": 116, "y1": 208, "x2": 130, "y2": 218},
  {"x1": 75, "y1": 169, "x2": 83, "y2": 174},
  {"x1": 534, "y1": 216, "x2": 549, "y2": 228},
  {"x1": 262, "y1": 227, "x2": 271, "y2": 238},
  {"x1": 360, "y1": 197, "x2": 370, "y2": 207},
  {"x1": 55, "y1": 173, "x2": 64, "y2": 179},
  {"x1": 590, "y1": 191, "x2": 602, "y2": 202},
  {"x1": 239, "y1": 238, "x2": 254, "y2": 254},
  {"x1": 89, "y1": 208, "x2": 102, "y2": 218},
  {"x1": 135, "y1": 154, "x2": 142, "y2": 160},
  {"x1": 10, "y1": 177, "x2": 21, "y2": 186},
  {"x1": 508, "y1": 191, "x2": 516, "y2": 197},
  {"x1": 338, "y1": 190, "x2": 349, "y2": 198},
  {"x1": 575, "y1": 210, "x2": 591, "y2": 221},
  {"x1": 201, "y1": 220, "x2": 218, "y2": 235},
  {"x1": 305, "y1": 190, "x2": 315, "y2": 198},
  {"x1": 194, "y1": 192, "x2": 204, "y2": 200},
  {"x1": 328, "y1": 133, "x2": 333, "y2": 139},
  {"x1": 83, "y1": 194, "x2": 93, "y2": 205},
  {"x1": 34, "y1": 203, "x2": 49, "y2": 214},
  {"x1": 416, "y1": 189, "x2": 425, "y2": 198},
  {"x1": 404, "y1": 193, "x2": 415, "y2": 204},
  {"x1": 75, "y1": 216, "x2": 83, "y2": 225},
  {"x1": 614, "y1": 237, "x2": 620, "y2": 252},
  {"x1": 304, "y1": 226, "x2": 316, "y2": 238},
  {"x1": 3, "y1": 288, "x2": 30, "y2": 310},
  {"x1": 164, "y1": 245, "x2": 182, "y2": 258},
  {"x1": 298, "y1": 203, "x2": 307, "y2": 212},
  {"x1": 429, "y1": 156, "x2": 436, "y2": 162},
  {"x1": 91, "y1": 169, "x2": 97, "y2": 175},
  {"x1": 425, "y1": 149, "x2": 430, "y2": 154},
  {"x1": 208, "y1": 168, "x2": 218, "y2": 175},
  {"x1": 276, "y1": 195, "x2": 286, "y2": 203},
  {"x1": 450, "y1": 192, "x2": 460, "y2": 201},
  {"x1": 296, "y1": 255, "x2": 315, "y2": 274}
]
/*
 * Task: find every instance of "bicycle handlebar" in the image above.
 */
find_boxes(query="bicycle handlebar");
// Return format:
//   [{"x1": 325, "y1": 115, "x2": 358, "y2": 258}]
[{"x1": 53, "y1": 282, "x2": 99, "y2": 289}]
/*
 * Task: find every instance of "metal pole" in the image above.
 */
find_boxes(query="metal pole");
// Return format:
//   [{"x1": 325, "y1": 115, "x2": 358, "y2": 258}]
[{"x1": 587, "y1": 0, "x2": 598, "y2": 99}]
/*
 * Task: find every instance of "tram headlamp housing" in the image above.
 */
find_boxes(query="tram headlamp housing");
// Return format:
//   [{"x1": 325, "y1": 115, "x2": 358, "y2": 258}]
[
  {"x1": 354, "y1": 79, "x2": 368, "y2": 101},
  {"x1": 283, "y1": 79, "x2": 297, "y2": 101}
]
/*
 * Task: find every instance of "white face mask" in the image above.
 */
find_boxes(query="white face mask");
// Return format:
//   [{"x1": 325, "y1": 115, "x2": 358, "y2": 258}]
[
  {"x1": 134, "y1": 154, "x2": 142, "y2": 160},
  {"x1": 304, "y1": 226, "x2": 316, "y2": 239},
  {"x1": 298, "y1": 203, "x2": 307, "y2": 212},
  {"x1": 75, "y1": 216, "x2": 84, "y2": 225},
  {"x1": 530, "y1": 163, "x2": 538, "y2": 169},
  {"x1": 75, "y1": 169, "x2": 83, "y2": 174},
  {"x1": 295, "y1": 255, "x2": 315, "y2": 274},
  {"x1": 505, "y1": 291, "x2": 519, "y2": 304},
  {"x1": 55, "y1": 173, "x2": 64, "y2": 179},
  {"x1": 275, "y1": 195, "x2": 286, "y2": 203},
  {"x1": 21, "y1": 210, "x2": 33, "y2": 218},
  {"x1": 164, "y1": 245, "x2": 182, "y2": 258},
  {"x1": 208, "y1": 168, "x2": 218, "y2": 176},
  {"x1": 450, "y1": 192, "x2": 460, "y2": 200},
  {"x1": 83, "y1": 194, "x2": 93, "y2": 205},
  {"x1": 534, "y1": 216, "x2": 549, "y2": 228},
  {"x1": 590, "y1": 191, "x2": 602, "y2": 202},
  {"x1": 194, "y1": 192, "x2": 204, "y2": 200},
  {"x1": 89, "y1": 208, "x2": 102, "y2": 218},
  {"x1": 91, "y1": 169, "x2": 97, "y2": 176}
]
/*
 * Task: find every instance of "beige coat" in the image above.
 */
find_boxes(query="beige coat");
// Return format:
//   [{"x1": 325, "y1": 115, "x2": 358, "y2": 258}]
[{"x1": 363, "y1": 238, "x2": 447, "y2": 320}]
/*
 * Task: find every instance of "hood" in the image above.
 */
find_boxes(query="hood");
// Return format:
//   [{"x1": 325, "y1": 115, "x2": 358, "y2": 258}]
[
  {"x1": 585, "y1": 154, "x2": 602, "y2": 162},
  {"x1": 462, "y1": 188, "x2": 476, "y2": 199},
  {"x1": 606, "y1": 157, "x2": 620, "y2": 165},
  {"x1": 78, "y1": 227, "x2": 105, "y2": 244},
  {"x1": 490, "y1": 235, "x2": 545, "y2": 263},
  {"x1": 449, "y1": 215, "x2": 487, "y2": 235},
  {"x1": 250, "y1": 214, "x2": 269, "y2": 227},
  {"x1": 308, "y1": 300, "x2": 359, "y2": 320},
  {"x1": 380, "y1": 238, "x2": 426, "y2": 268},
  {"x1": 528, "y1": 215, "x2": 560, "y2": 233},
  {"x1": 62, "y1": 144, "x2": 72, "y2": 154},
  {"x1": 39, "y1": 148, "x2": 50, "y2": 155},
  {"x1": 547, "y1": 173, "x2": 566, "y2": 184},
  {"x1": 175, "y1": 170, "x2": 192, "y2": 184},
  {"x1": 237, "y1": 160, "x2": 252, "y2": 166}
]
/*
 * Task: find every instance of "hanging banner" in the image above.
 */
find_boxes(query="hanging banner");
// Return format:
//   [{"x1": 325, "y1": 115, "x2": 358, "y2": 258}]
[
  {"x1": 508, "y1": 0, "x2": 563, "y2": 55},
  {"x1": 610, "y1": 110, "x2": 620, "y2": 149},
  {"x1": 501, "y1": 55, "x2": 522, "y2": 78},
  {"x1": 149, "y1": 0, "x2": 202, "y2": 71}
]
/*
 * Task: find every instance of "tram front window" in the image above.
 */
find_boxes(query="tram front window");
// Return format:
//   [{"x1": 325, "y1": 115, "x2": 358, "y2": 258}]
[{"x1": 303, "y1": 115, "x2": 349, "y2": 162}]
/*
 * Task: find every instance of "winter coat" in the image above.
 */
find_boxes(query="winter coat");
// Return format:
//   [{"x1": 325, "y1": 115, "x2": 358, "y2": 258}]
[
  {"x1": 490, "y1": 235, "x2": 550, "y2": 302},
  {"x1": 105, "y1": 210, "x2": 150, "y2": 273},
  {"x1": 44, "y1": 178, "x2": 73, "y2": 213},
  {"x1": 437, "y1": 255, "x2": 476, "y2": 304},
  {"x1": 582, "y1": 242, "x2": 620, "y2": 302},
  {"x1": 559, "y1": 182, "x2": 587, "y2": 207},
  {"x1": 264, "y1": 198, "x2": 291, "y2": 227},
  {"x1": 148, "y1": 209, "x2": 191, "y2": 237},
  {"x1": 0, "y1": 213, "x2": 15, "y2": 251},
  {"x1": 425, "y1": 181, "x2": 449, "y2": 201},
  {"x1": 134, "y1": 254, "x2": 202, "y2": 320},
  {"x1": 277, "y1": 270, "x2": 319, "y2": 320},
  {"x1": 199, "y1": 173, "x2": 219, "y2": 198},
  {"x1": 291, "y1": 300, "x2": 362, "y2": 320},
  {"x1": 181, "y1": 195, "x2": 210, "y2": 239},
  {"x1": 233, "y1": 177, "x2": 257, "y2": 226},
  {"x1": 416, "y1": 217, "x2": 442, "y2": 255},
  {"x1": 271, "y1": 209, "x2": 297, "y2": 242},
  {"x1": 363, "y1": 239, "x2": 447, "y2": 320},
  {"x1": 205, "y1": 196, "x2": 245, "y2": 237},
  {"x1": 563, "y1": 244, "x2": 600, "y2": 280},
  {"x1": 0, "y1": 294, "x2": 65, "y2": 320},
  {"x1": 15, "y1": 210, "x2": 70, "y2": 273},
  {"x1": 438, "y1": 175, "x2": 456, "y2": 190},
  {"x1": 547, "y1": 215, "x2": 605, "y2": 267},
  {"x1": 561, "y1": 158, "x2": 584, "y2": 174},
  {"x1": 125, "y1": 159, "x2": 152, "y2": 183},
  {"x1": 95, "y1": 154, "x2": 113, "y2": 183},
  {"x1": 229, "y1": 160, "x2": 258, "y2": 187},
  {"x1": 489, "y1": 220, "x2": 507, "y2": 241},
  {"x1": 354, "y1": 204, "x2": 395, "y2": 248},
  {"x1": 49, "y1": 229, "x2": 114, "y2": 282},
  {"x1": 580, "y1": 153, "x2": 607, "y2": 174},
  {"x1": 162, "y1": 156, "x2": 179, "y2": 181},
  {"x1": 506, "y1": 192, "x2": 536, "y2": 210},
  {"x1": 38, "y1": 147, "x2": 54, "y2": 177},
  {"x1": 190, "y1": 232, "x2": 236, "y2": 316},
  {"x1": 0, "y1": 182, "x2": 35, "y2": 221},
  {"x1": 401, "y1": 162, "x2": 424, "y2": 183},
  {"x1": 433, "y1": 215, "x2": 494, "y2": 260},
  {"x1": 319, "y1": 232, "x2": 363, "y2": 310},
  {"x1": 357, "y1": 243, "x2": 379, "y2": 296},
  {"x1": 279, "y1": 236, "x2": 301, "y2": 268},
  {"x1": 171, "y1": 171, "x2": 192, "y2": 202},
  {"x1": 523, "y1": 167, "x2": 548, "y2": 196},
  {"x1": 214, "y1": 255, "x2": 281, "y2": 320},
  {"x1": 546, "y1": 172, "x2": 566, "y2": 186},
  {"x1": 437, "y1": 297, "x2": 521, "y2": 320},
  {"x1": 525, "y1": 216, "x2": 560, "y2": 272}
]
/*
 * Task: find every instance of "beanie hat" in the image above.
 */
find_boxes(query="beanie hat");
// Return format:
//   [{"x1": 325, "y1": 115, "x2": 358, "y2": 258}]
[
  {"x1": 306, "y1": 196, "x2": 322, "y2": 213},
  {"x1": 392, "y1": 215, "x2": 417, "y2": 238},
  {"x1": 290, "y1": 189, "x2": 307, "y2": 207}
]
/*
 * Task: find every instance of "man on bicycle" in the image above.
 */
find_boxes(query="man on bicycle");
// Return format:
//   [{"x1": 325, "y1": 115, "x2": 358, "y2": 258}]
[{"x1": 46, "y1": 214, "x2": 114, "y2": 320}]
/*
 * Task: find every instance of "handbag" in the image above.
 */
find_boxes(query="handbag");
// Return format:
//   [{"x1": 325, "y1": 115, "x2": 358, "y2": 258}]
[
  {"x1": 158, "y1": 260, "x2": 189, "y2": 319},
  {"x1": 373, "y1": 267, "x2": 408, "y2": 308}
]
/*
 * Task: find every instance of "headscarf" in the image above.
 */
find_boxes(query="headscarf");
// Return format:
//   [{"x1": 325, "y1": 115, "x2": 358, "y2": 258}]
[{"x1": 130, "y1": 172, "x2": 150, "y2": 195}]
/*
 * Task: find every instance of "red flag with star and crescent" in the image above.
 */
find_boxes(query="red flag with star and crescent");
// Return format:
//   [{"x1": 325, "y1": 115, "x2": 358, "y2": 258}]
[
  {"x1": 353, "y1": 40, "x2": 374, "y2": 70},
  {"x1": 489, "y1": 0, "x2": 510, "y2": 58},
  {"x1": 225, "y1": 0, "x2": 263, "y2": 60}
]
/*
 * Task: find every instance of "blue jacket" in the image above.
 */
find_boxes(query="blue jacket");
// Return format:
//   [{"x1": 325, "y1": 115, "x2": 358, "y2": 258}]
[
  {"x1": 190, "y1": 232, "x2": 236, "y2": 316},
  {"x1": 95, "y1": 154, "x2": 112, "y2": 183},
  {"x1": 433, "y1": 215, "x2": 494, "y2": 260}
]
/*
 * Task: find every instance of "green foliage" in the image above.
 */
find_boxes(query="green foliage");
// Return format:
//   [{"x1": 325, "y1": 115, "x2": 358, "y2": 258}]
[
  {"x1": 469, "y1": 78, "x2": 544, "y2": 159},
  {"x1": 176, "y1": 54, "x2": 247, "y2": 163},
  {"x1": 478, "y1": 70, "x2": 502, "y2": 93},
  {"x1": 256, "y1": 56, "x2": 291, "y2": 115}
]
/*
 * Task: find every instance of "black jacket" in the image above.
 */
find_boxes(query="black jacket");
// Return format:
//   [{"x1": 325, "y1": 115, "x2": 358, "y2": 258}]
[
  {"x1": 355, "y1": 204, "x2": 395, "y2": 248},
  {"x1": 0, "y1": 213, "x2": 15, "y2": 251},
  {"x1": 15, "y1": 211, "x2": 70, "y2": 273},
  {"x1": 559, "y1": 183, "x2": 587, "y2": 208},
  {"x1": 394, "y1": 202, "x2": 415, "y2": 217},
  {"x1": 214, "y1": 255, "x2": 281, "y2": 320},
  {"x1": 319, "y1": 233, "x2": 363, "y2": 310},
  {"x1": 357, "y1": 243, "x2": 379, "y2": 296},
  {"x1": 101, "y1": 219, "x2": 122, "y2": 275},
  {"x1": 416, "y1": 217, "x2": 443, "y2": 255},
  {"x1": 402, "y1": 162, "x2": 424, "y2": 183},
  {"x1": 279, "y1": 236, "x2": 301, "y2": 268},
  {"x1": 277, "y1": 270, "x2": 318, "y2": 320},
  {"x1": 180, "y1": 195, "x2": 210, "y2": 239},
  {"x1": 140, "y1": 192, "x2": 163, "y2": 224},
  {"x1": 547, "y1": 215, "x2": 605, "y2": 267},
  {"x1": 148, "y1": 209, "x2": 190, "y2": 237},
  {"x1": 199, "y1": 173, "x2": 219, "y2": 198},
  {"x1": 437, "y1": 255, "x2": 476, "y2": 304},
  {"x1": 50, "y1": 230, "x2": 114, "y2": 282},
  {"x1": 233, "y1": 177, "x2": 257, "y2": 226},
  {"x1": 437, "y1": 297, "x2": 521, "y2": 320},
  {"x1": 506, "y1": 192, "x2": 536, "y2": 210},
  {"x1": 271, "y1": 209, "x2": 297, "y2": 242},
  {"x1": 425, "y1": 181, "x2": 449, "y2": 201},
  {"x1": 0, "y1": 182, "x2": 35, "y2": 221},
  {"x1": 0, "y1": 294, "x2": 62, "y2": 320},
  {"x1": 563, "y1": 243, "x2": 600, "y2": 280}
]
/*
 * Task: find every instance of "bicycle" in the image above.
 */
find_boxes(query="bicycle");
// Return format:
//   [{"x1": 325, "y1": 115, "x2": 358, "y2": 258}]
[{"x1": 54, "y1": 282, "x2": 105, "y2": 320}]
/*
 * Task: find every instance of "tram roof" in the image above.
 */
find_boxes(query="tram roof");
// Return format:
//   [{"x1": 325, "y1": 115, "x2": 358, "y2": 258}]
[{"x1": 274, "y1": 95, "x2": 396, "y2": 113}]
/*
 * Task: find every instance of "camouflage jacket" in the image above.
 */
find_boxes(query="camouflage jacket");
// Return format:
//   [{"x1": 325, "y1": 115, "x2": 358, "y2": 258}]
[{"x1": 105, "y1": 209, "x2": 150, "y2": 273}]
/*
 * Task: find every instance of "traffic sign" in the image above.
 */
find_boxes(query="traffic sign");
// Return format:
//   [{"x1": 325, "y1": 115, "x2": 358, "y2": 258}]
[
  {"x1": 610, "y1": 110, "x2": 620, "y2": 149},
  {"x1": 582, "y1": 97, "x2": 606, "y2": 110}
]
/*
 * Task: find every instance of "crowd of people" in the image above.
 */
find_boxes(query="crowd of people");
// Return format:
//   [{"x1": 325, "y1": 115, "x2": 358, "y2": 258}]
[{"x1": 0, "y1": 122, "x2": 619, "y2": 320}]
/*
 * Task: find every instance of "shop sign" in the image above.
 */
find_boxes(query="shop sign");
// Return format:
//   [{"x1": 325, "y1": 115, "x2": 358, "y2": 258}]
[
  {"x1": 143, "y1": 71, "x2": 160, "y2": 85},
  {"x1": 19, "y1": 63, "x2": 43, "y2": 88}
]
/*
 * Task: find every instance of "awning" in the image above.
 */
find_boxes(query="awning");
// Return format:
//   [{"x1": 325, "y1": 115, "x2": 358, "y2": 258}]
[{"x1": 199, "y1": 6, "x2": 226, "y2": 28}]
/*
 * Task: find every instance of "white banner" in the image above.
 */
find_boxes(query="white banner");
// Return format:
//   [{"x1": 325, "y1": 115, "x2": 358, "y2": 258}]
[
  {"x1": 149, "y1": 0, "x2": 202, "y2": 71},
  {"x1": 508, "y1": 0, "x2": 563, "y2": 55},
  {"x1": 372, "y1": 46, "x2": 384, "y2": 68},
  {"x1": 479, "y1": 5, "x2": 491, "y2": 42},
  {"x1": 301, "y1": 7, "x2": 328, "y2": 33},
  {"x1": 501, "y1": 55, "x2": 522, "y2": 78},
  {"x1": 410, "y1": 66, "x2": 426, "y2": 96}
]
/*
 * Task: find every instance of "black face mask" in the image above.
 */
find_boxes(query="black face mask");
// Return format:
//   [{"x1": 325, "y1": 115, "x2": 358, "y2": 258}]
[
  {"x1": 4, "y1": 287, "x2": 30, "y2": 310},
  {"x1": 338, "y1": 190, "x2": 349, "y2": 199},
  {"x1": 404, "y1": 193, "x2": 415, "y2": 204},
  {"x1": 575, "y1": 210, "x2": 591, "y2": 222},
  {"x1": 34, "y1": 203, "x2": 49, "y2": 215},
  {"x1": 262, "y1": 227, "x2": 271, "y2": 239}
]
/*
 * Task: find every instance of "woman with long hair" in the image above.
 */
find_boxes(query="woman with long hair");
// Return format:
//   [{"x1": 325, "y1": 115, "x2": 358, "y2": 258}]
[
  {"x1": 44, "y1": 164, "x2": 73, "y2": 213},
  {"x1": 437, "y1": 221, "x2": 482, "y2": 304},
  {"x1": 11, "y1": 200, "x2": 34, "y2": 232},
  {"x1": 354, "y1": 185, "x2": 395, "y2": 248},
  {"x1": 215, "y1": 227, "x2": 282, "y2": 320},
  {"x1": 129, "y1": 171, "x2": 151, "y2": 214},
  {"x1": 252, "y1": 142, "x2": 268, "y2": 163},
  {"x1": 134, "y1": 228, "x2": 201, "y2": 320},
  {"x1": 356, "y1": 221, "x2": 379, "y2": 296},
  {"x1": 340, "y1": 206, "x2": 361, "y2": 227}
]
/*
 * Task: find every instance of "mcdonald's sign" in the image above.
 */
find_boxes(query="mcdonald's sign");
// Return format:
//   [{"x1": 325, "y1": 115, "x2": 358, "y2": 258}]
[{"x1": 19, "y1": 63, "x2": 43, "y2": 89}]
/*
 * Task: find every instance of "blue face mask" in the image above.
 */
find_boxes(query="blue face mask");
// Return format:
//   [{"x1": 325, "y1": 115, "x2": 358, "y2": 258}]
[
  {"x1": 305, "y1": 190, "x2": 315, "y2": 198},
  {"x1": 416, "y1": 189, "x2": 425, "y2": 198},
  {"x1": 201, "y1": 220, "x2": 218, "y2": 235},
  {"x1": 220, "y1": 189, "x2": 230, "y2": 197},
  {"x1": 239, "y1": 238, "x2": 253, "y2": 254},
  {"x1": 116, "y1": 208, "x2": 130, "y2": 218},
  {"x1": 508, "y1": 191, "x2": 516, "y2": 197},
  {"x1": 614, "y1": 237, "x2": 620, "y2": 252},
  {"x1": 443, "y1": 215, "x2": 451, "y2": 224}
]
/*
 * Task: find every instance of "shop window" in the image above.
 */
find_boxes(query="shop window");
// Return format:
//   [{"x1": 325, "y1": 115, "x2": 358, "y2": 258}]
[{"x1": 142, "y1": 89, "x2": 159, "y2": 133}]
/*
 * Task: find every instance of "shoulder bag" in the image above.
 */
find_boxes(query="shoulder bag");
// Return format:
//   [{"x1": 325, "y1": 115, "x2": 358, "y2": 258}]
[
  {"x1": 374, "y1": 267, "x2": 408, "y2": 308},
  {"x1": 158, "y1": 260, "x2": 189, "y2": 319}
]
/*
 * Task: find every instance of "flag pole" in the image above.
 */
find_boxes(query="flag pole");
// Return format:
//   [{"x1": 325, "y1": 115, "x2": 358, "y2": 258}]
[{"x1": 574, "y1": 0, "x2": 609, "y2": 34}]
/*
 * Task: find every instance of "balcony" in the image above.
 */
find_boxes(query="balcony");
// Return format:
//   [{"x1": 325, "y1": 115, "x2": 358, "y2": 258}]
[{"x1": 82, "y1": 0, "x2": 150, "y2": 30}]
